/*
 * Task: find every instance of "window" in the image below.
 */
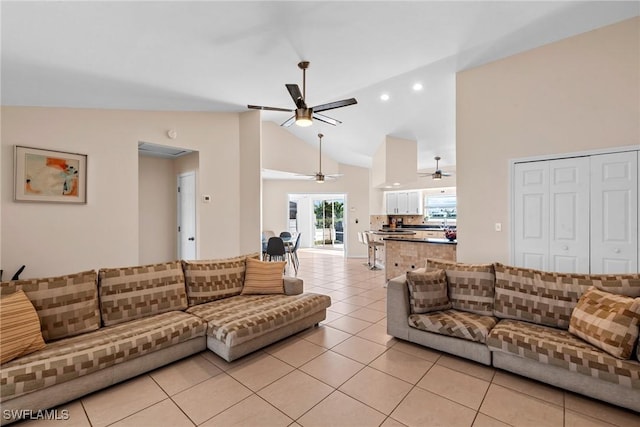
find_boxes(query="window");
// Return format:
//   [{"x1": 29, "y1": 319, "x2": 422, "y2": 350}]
[{"x1": 425, "y1": 195, "x2": 457, "y2": 221}]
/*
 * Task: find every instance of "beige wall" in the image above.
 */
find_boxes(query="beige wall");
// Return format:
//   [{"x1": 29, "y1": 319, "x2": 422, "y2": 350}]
[
  {"x1": 456, "y1": 17, "x2": 640, "y2": 264},
  {"x1": 138, "y1": 155, "x2": 177, "y2": 264},
  {"x1": 1, "y1": 107, "x2": 256, "y2": 278},
  {"x1": 239, "y1": 111, "x2": 262, "y2": 254}
]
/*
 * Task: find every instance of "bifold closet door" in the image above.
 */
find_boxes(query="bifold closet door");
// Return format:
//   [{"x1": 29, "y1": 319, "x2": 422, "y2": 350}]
[
  {"x1": 514, "y1": 161, "x2": 549, "y2": 270},
  {"x1": 590, "y1": 151, "x2": 638, "y2": 274},
  {"x1": 514, "y1": 157, "x2": 590, "y2": 273},
  {"x1": 548, "y1": 157, "x2": 590, "y2": 273}
]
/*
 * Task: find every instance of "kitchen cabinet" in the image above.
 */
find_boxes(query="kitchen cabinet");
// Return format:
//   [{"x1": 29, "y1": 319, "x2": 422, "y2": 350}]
[{"x1": 386, "y1": 191, "x2": 422, "y2": 214}]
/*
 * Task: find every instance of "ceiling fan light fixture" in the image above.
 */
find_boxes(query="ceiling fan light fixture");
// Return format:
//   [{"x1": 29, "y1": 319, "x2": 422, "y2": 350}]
[
  {"x1": 315, "y1": 173, "x2": 325, "y2": 183},
  {"x1": 295, "y1": 108, "x2": 313, "y2": 127},
  {"x1": 432, "y1": 171, "x2": 442, "y2": 180}
]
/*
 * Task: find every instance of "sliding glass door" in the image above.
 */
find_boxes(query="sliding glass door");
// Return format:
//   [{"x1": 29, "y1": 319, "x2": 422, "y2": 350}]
[{"x1": 313, "y1": 198, "x2": 344, "y2": 249}]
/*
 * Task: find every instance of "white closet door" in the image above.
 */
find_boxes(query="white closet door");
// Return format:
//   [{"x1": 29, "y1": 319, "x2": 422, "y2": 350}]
[
  {"x1": 514, "y1": 162, "x2": 549, "y2": 270},
  {"x1": 549, "y1": 157, "x2": 590, "y2": 273},
  {"x1": 590, "y1": 151, "x2": 638, "y2": 273}
]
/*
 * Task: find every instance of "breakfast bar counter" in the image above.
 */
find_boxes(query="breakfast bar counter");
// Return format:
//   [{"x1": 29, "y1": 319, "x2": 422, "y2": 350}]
[{"x1": 383, "y1": 237, "x2": 457, "y2": 281}]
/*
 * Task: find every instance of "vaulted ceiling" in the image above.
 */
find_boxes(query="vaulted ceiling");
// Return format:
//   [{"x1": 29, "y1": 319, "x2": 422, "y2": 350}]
[{"x1": 2, "y1": 1, "x2": 638, "y2": 171}]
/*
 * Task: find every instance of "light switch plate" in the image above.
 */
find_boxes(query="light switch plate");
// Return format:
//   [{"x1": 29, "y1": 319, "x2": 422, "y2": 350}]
[
  {"x1": 495, "y1": 223, "x2": 502, "y2": 232},
  {"x1": 202, "y1": 195, "x2": 211, "y2": 203}
]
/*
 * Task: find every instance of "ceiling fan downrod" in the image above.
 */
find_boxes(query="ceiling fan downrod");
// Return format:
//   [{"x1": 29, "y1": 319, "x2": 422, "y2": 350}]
[{"x1": 299, "y1": 61, "x2": 309, "y2": 102}]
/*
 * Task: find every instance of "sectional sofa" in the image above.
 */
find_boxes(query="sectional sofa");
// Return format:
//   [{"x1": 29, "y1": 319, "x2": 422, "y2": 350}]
[
  {"x1": 0, "y1": 254, "x2": 331, "y2": 425},
  {"x1": 387, "y1": 259, "x2": 640, "y2": 413}
]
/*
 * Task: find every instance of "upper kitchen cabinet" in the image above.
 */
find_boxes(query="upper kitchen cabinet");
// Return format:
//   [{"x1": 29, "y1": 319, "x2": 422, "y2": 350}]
[{"x1": 387, "y1": 191, "x2": 422, "y2": 214}]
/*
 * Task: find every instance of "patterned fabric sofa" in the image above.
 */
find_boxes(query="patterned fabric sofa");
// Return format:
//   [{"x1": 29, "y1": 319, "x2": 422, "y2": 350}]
[
  {"x1": 387, "y1": 259, "x2": 640, "y2": 413},
  {"x1": 0, "y1": 255, "x2": 330, "y2": 425}
]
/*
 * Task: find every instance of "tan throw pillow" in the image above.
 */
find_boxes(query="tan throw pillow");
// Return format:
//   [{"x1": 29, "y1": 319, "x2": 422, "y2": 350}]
[
  {"x1": 1, "y1": 290, "x2": 46, "y2": 364},
  {"x1": 569, "y1": 287, "x2": 640, "y2": 359},
  {"x1": 406, "y1": 269, "x2": 451, "y2": 314},
  {"x1": 241, "y1": 258, "x2": 286, "y2": 295}
]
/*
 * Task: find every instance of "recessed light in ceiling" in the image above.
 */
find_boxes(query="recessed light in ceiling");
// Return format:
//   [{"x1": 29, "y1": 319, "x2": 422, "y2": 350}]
[
  {"x1": 380, "y1": 93, "x2": 390, "y2": 101},
  {"x1": 392, "y1": 182, "x2": 401, "y2": 186},
  {"x1": 412, "y1": 83, "x2": 423, "y2": 91}
]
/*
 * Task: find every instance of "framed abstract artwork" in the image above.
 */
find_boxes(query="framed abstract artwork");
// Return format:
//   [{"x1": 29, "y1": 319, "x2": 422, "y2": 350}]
[{"x1": 14, "y1": 146, "x2": 87, "y2": 204}]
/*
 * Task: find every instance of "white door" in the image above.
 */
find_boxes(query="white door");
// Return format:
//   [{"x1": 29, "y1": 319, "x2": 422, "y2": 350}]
[
  {"x1": 549, "y1": 157, "x2": 590, "y2": 273},
  {"x1": 590, "y1": 152, "x2": 638, "y2": 273},
  {"x1": 514, "y1": 161, "x2": 549, "y2": 270},
  {"x1": 178, "y1": 172, "x2": 197, "y2": 260}
]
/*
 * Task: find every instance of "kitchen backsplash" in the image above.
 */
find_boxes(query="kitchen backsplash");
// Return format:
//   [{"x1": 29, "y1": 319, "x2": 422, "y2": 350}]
[{"x1": 370, "y1": 215, "x2": 425, "y2": 230}]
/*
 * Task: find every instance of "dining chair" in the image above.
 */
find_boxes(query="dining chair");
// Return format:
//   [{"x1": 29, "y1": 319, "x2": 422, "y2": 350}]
[
  {"x1": 286, "y1": 233, "x2": 302, "y2": 273},
  {"x1": 279, "y1": 231, "x2": 292, "y2": 239},
  {"x1": 265, "y1": 237, "x2": 286, "y2": 262}
]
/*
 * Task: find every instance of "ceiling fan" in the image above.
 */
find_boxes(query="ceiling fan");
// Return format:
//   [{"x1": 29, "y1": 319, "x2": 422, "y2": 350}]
[
  {"x1": 247, "y1": 61, "x2": 357, "y2": 127},
  {"x1": 419, "y1": 156, "x2": 454, "y2": 180},
  {"x1": 298, "y1": 133, "x2": 342, "y2": 183}
]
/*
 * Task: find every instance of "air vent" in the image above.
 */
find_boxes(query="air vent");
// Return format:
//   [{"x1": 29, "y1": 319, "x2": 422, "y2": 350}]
[{"x1": 138, "y1": 142, "x2": 192, "y2": 158}]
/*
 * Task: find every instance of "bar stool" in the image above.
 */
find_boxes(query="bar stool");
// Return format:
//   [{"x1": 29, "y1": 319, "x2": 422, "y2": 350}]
[{"x1": 363, "y1": 232, "x2": 383, "y2": 270}]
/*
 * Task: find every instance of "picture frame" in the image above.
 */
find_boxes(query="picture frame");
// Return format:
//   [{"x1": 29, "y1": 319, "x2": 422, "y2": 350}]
[{"x1": 14, "y1": 145, "x2": 87, "y2": 204}]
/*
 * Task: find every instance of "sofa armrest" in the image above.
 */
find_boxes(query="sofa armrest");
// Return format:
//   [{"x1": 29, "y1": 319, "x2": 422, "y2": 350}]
[
  {"x1": 386, "y1": 268, "x2": 425, "y2": 340},
  {"x1": 284, "y1": 276, "x2": 304, "y2": 295}
]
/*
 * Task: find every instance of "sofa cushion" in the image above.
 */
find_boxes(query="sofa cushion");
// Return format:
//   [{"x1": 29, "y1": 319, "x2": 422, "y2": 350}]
[
  {"x1": 569, "y1": 287, "x2": 640, "y2": 359},
  {"x1": 587, "y1": 273, "x2": 640, "y2": 298},
  {"x1": 487, "y1": 319, "x2": 640, "y2": 390},
  {"x1": 241, "y1": 258, "x2": 285, "y2": 295},
  {"x1": 409, "y1": 309, "x2": 498, "y2": 343},
  {"x1": 182, "y1": 255, "x2": 248, "y2": 306},
  {"x1": 0, "y1": 270, "x2": 100, "y2": 342},
  {"x1": 0, "y1": 311, "x2": 205, "y2": 402},
  {"x1": 406, "y1": 269, "x2": 451, "y2": 314},
  {"x1": 186, "y1": 293, "x2": 331, "y2": 347},
  {"x1": 0, "y1": 291, "x2": 46, "y2": 364},
  {"x1": 493, "y1": 263, "x2": 593, "y2": 329},
  {"x1": 426, "y1": 259, "x2": 495, "y2": 316},
  {"x1": 99, "y1": 261, "x2": 187, "y2": 326}
]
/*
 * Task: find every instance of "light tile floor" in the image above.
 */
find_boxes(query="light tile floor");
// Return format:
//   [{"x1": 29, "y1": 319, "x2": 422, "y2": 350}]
[{"x1": 17, "y1": 249, "x2": 640, "y2": 427}]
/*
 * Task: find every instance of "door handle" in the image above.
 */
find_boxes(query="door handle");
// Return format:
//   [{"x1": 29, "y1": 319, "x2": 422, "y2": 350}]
[{"x1": 188, "y1": 237, "x2": 195, "y2": 241}]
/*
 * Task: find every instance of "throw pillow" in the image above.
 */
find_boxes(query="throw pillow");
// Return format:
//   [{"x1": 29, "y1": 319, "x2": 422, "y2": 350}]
[
  {"x1": 1, "y1": 290, "x2": 46, "y2": 364},
  {"x1": 426, "y1": 259, "x2": 495, "y2": 316},
  {"x1": 241, "y1": 258, "x2": 286, "y2": 295},
  {"x1": 406, "y1": 269, "x2": 451, "y2": 314},
  {"x1": 569, "y1": 287, "x2": 640, "y2": 359}
]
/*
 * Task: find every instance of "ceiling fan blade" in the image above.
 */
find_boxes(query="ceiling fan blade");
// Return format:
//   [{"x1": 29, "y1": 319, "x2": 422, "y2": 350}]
[
  {"x1": 312, "y1": 98, "x2": 357, "y2": 113},
  {"x1": 312, "y1": 113, "x2": 342, "y2": 126},
  {"x1": 281, "y1": 116, "x2": 296, "y2": 127},
  {"x1": 247, "y1": 105, "x2": 293, "y2": 112},
  {"x1": 286, "y1": 84, "x2": 306, "y2": 108}
]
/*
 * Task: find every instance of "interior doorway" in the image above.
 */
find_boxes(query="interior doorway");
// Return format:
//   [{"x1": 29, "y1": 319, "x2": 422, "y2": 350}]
[{"x1": 178, "y1": 172, "x2": 197, "y2": 260}]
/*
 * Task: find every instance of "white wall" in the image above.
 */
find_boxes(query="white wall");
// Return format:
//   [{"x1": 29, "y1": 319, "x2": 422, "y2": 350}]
[
  {"x1": 456, "y1": 17, "x2": 640, "y2": 264},
  {"x1": 1, "y1": 107, "x2": 257, "y2": 278},
  {"x1": 138, "y1": 155, "x2": 177, "y2": 264}
]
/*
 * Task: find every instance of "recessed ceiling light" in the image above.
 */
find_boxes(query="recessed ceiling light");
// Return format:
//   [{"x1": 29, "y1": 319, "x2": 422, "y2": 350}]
[
  {"x1": 413, "y1": 83, "x2": 423, "y2": 91},
  {"x1": 380, "y1": 93, "x2": 390, "y2": 101},
  {"x1": 392, "y1": 182, "x2": 401, "y2": 186}
]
